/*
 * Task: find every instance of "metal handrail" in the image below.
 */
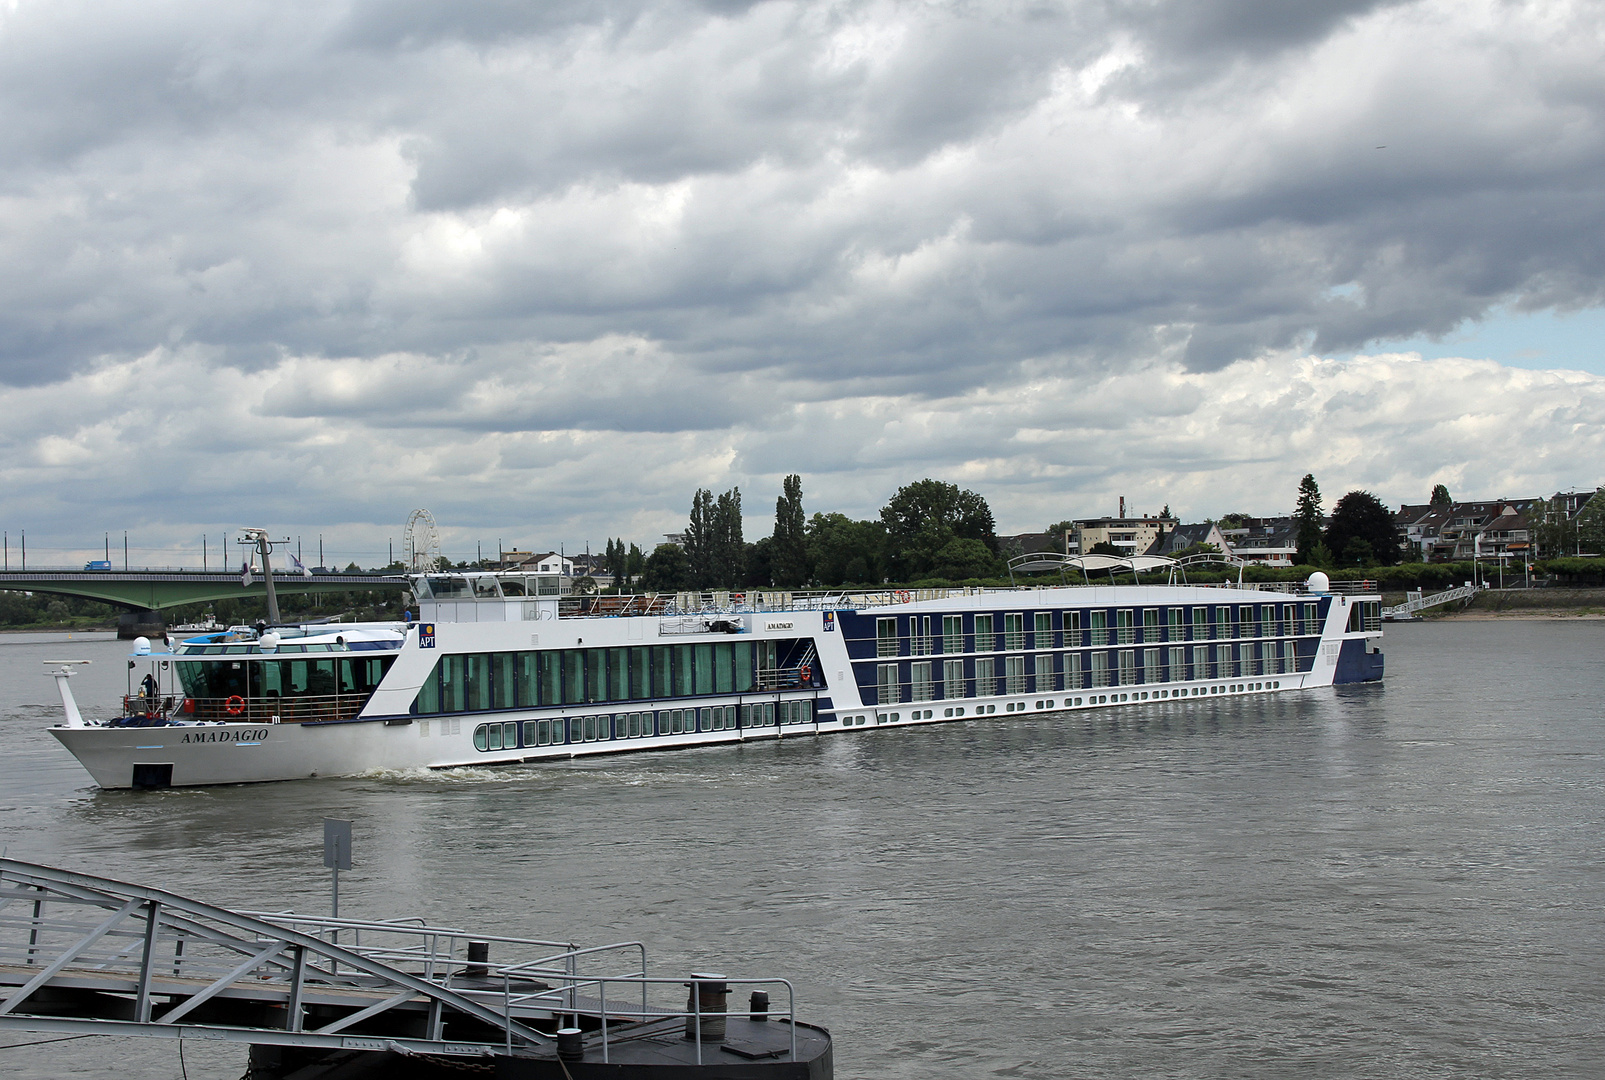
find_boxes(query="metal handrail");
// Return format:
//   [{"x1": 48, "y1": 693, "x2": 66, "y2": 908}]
[{"x1": 178, "y1": 694, "x2": 371, "y2": 723}]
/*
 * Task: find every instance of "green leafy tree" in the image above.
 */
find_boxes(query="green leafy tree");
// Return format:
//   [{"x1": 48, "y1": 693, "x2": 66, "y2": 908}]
[
  {"x1": 1430, "y1": 483, "x2": 1452, "y2": 506},
  {"x1": 641, "y1": 543, "x2": 689, "y2": 591},
  {"x1": 1088, "y1": 541, "x2": 1123, "y2": 556},
  {"x1": 879, "y1": 479, "x2": 998, "y2": 580},
  {"x1": 929, "y1": 538, "x2": 998, "y2": 580},
  {"x1": 806, "y1": 513, "x2": 886, "y2": 585},
  {"x1": 1324, "y1": 490, "x2": 1402, "y2": 566},
  {"x1": 1294, "y1": 474, "x2": 1323, "y2": 565},
  {"x1": 744, "y1": 537, "x2": 774, "y2": 588},
  {"x1": 770, "y1": 474, "x2": 809, "y2": 586},
  {"x1": 1578, "y1": 489, "x2": 1605, "y2": 554}
]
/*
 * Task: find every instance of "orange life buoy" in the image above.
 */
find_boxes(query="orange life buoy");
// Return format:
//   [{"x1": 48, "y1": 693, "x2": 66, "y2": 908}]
[
  {"x1": 225, "y1": 695, "x2": 246, "y2": 716},
  {"x1": 896, "y1": 590, "x2": 911, "y2": 602},
  {"x1": 798, "y1": 664, "x2": 812, "y2": 684}
]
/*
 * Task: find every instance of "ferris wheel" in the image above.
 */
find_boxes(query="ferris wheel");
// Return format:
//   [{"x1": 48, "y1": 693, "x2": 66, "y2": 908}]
[{"x1": 403, "y1": 509, "x2": 442, "y2": 572}]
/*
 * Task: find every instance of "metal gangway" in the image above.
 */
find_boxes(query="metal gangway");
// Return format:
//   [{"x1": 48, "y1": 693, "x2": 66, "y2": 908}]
[
  {"x1": 0, "y1": 858, "x2": 813, "y2": 1069},
  {"x1": 1382, "y1": 583, "x2": 1483, "y2": 619}
]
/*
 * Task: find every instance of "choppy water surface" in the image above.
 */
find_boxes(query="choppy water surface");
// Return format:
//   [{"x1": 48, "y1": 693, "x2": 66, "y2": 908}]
[{"x1": 1, "y1": 622, "x2": 1602, "y2": 1079}]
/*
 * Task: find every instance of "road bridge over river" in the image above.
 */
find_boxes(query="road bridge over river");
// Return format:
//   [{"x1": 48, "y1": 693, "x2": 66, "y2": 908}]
[{"x1": 0, "y1": 569, "x2": 409, "y2": 613}]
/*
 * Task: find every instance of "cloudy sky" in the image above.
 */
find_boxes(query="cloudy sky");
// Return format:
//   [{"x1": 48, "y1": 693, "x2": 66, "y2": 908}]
[{"x1": 2, "y1": 0, "x2": 1602, "y2": 566}]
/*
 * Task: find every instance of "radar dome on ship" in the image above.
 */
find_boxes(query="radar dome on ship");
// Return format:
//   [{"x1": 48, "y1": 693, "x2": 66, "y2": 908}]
[{"x1": 1306, "y1": 571, "x2": 1330, "y2": 593}]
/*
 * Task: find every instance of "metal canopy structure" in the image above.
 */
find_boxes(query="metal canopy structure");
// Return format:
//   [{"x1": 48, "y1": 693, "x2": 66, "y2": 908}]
[{"x1": 1007, "y1": 551, "x2": 1246, "y2": 586}]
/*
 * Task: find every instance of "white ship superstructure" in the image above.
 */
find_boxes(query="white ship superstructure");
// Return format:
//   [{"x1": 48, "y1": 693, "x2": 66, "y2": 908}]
[{"x1": 49, "y1": 562, "x2": 1384, "y2": 789}]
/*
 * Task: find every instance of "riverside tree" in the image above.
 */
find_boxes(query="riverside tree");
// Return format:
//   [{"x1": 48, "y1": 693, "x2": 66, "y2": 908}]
[
  {"x1": 770, "y1": 474, "x2": 809, "y2": 586},
  {"x1": 879, "y1": 479, "x2": 999, "y2": 580},
  {"x1": 682, "y1": 486, "x2": 745, "y2": 587},
  {"x1": 1294, "y1": 474, "x2": 1325, "y2": 565},
  {"x1": 1324, "y1": 490, "x2": 1402, "y2": 566}
]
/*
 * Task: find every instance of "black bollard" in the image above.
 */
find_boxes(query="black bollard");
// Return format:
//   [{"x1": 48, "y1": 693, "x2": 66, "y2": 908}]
[
  {"x1": 465, "y1": 940, "x2": 489, "y2": 979},
  {"x1": 749, "y1": 989, "x2": 770, "y2": 1021}
]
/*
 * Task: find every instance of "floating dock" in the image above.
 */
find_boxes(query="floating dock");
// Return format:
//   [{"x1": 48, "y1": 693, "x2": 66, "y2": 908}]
[{"x1": 0, "y1": 859, "x2": 831, "y2": 1079}]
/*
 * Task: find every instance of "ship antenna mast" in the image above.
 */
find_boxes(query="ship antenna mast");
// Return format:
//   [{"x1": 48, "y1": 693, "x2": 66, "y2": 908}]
[{"x1": 238, "y1": 528, "x2": 288, "y2": 625}]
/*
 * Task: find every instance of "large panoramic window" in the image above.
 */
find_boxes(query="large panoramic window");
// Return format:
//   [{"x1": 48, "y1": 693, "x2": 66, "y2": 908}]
[{"x1": 410, "y1": 640, "x2": 772, "y2": 715}]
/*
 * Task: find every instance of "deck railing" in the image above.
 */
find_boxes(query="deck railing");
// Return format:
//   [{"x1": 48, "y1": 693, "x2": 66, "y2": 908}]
[{"x1": 179, "y1": 693, "x2": 371, "y2": 724}]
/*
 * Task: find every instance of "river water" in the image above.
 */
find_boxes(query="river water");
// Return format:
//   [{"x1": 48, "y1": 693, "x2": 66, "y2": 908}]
[{"x1": 1, "y1": 621, "x2": 1602, "y2": 1079}]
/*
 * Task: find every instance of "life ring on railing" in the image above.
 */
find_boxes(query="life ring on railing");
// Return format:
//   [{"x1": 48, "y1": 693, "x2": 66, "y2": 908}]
[
  {"x1": 225, "y1": 695, "x2": 245, "y2": 716},
  {"x1": 798, "y1": 664, "x2": 813, "y2": 684},
  {"x1": 896, "y1": 590, "x2": 911, "y2": 603}
]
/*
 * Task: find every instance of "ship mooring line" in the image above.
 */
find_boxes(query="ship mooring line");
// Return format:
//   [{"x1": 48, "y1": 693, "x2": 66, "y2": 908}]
[{"x1": 0, "y1": 1033, "x2": 100, "y2": 1049}]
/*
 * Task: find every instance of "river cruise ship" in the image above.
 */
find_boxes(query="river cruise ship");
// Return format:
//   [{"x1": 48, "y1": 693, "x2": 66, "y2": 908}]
[{"x1": 48, "y1": 558, "x2": 1383, "y2": 789}]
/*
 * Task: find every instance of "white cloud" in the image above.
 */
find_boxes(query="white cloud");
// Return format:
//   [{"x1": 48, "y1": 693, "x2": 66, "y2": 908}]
[
  {"x1": 0, "y1": 345, "x2": 1599, "y2": 565},
  {"x1": 0, "y1": 0, "x2": 1602, "y2": 557}
]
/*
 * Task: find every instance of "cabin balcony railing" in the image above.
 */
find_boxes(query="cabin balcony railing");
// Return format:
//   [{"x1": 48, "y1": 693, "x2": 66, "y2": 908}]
[{"x1": 179, "y1": 694, "x2": 371, "y2": 724}]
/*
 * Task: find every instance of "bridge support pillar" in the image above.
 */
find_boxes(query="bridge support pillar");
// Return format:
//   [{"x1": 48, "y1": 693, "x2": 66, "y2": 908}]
[{"x1": 116, "y1": 609, "x2": 165, "y2": 640}]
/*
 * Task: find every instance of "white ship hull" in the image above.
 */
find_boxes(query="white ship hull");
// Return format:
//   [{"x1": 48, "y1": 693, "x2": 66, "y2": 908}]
[{"x1": 50, "y1": 578, "x2": 1385, "y2": 789}]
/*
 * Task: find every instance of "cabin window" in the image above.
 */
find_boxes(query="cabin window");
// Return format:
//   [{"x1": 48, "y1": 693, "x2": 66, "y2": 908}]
[
  {"x1": 693, "y1": 644, "x2": 714, "y2": 695},
  {"x1": 942, "y1": 615, "x2": 964, "y2": 653},
  {"x1": 1214, "y1": 606, "x2": 1232, "y2": 639},
  {"x1": 1116, "y1": 610, "x2": 1134, "y2": 645},
  {"x1": 652, "y1": 646, "x2": 673, "y2": 698},
  {"x1": 974, "y1": 657, "x2": 996, "y2": 696},
  {"x1": 912, "y1": 616, "x2": 934, "y2": 655},
  {"x1": 486, "y1": 723, "x2": 503, "y2": 750},
  {"x1": 1003, "y1": 613, "x2": 1025, "y2": 651},
  {"x1": 1033, "y1": 612, "x2": 1053, "y2": 649},
  {"x1": 1065, "y1": 653, "x2": 1082, "y2": 690},
  {"x1": 911, "y1": 662, "x2": 934, "y2": 701},
  {"x1": 465, "y1": 655, "x2": 493, "y2": 712},
  {"x1": 943, "y1": 659, "x2": 965, "y2": 699},
  {"x1": 1090, "y1": 610, "x2": 1108, "y2": 646},
  {"x1": 473, "y1": 725, "x2": 488, "y2": 751},
  {"x1": 1144, "y1": 609, "x2": 1159, "y2": 641},
  {"x1": 876, "y1": 618, "x2": 899, "y2": 658},
  {"x1": 877, "y1": 664, "x2": 900, "y2": 705},
  {"x1": 974, "y1": 614, "x2": 994, "y2": 652},
  {"x1": 1118, "y1": 650, "x2": 1137, "y2": 685},
  {"x1": 1034, "y1": 653, "x2": 1054, "y2": 692},
  {"x1": 734, "y1": 644, "x2": 754, "y2": 692},
  {"x1": 1167, "y1": 609, "x2": 1183, "y2": 641},
  {"x1": 672, "y1": 645, "x2": 694, "y2": 696},
  {"x1": 1143, "y1": 648, "x2": 1160, "y2": 684},
  {"x1": 713, "y1": 643, "x2": 735, "y2": 693},
  {"x1": 1239, "y1": 606, "x2": 1254, "y2": 637},
  {"x1": 1005, "y1": 655, "x2": 1026, "y2": 694},
  {"x1": 561, "y1": 651, "x2": 583, "y2": 704},
  {"x1": 1090, "y1": 653, "x2": 1110, "y2": 688}
]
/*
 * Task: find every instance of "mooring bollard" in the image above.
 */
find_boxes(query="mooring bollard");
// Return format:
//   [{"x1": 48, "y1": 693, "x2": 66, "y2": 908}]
[{"x1": 684, "y1": 972, "x2": 729, "y2": 1042}]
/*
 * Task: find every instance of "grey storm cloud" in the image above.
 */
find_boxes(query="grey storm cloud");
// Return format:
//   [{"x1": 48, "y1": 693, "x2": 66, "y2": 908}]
[
  {"x1": 1, "y1": 0, "x2": 1602, "y2": 395},
  {"x1": 0, "y1": 0, "x2": 1603, "y2": 556}
]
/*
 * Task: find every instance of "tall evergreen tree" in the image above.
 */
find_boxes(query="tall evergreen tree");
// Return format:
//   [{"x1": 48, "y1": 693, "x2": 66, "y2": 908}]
[
  {"x1": 711, "y1": 487, "x2": 745, "y2": 586},
  {"x1": 684, "y1": 488, "x2": 715, "y2": 587},
  {"x1": 771, "y1": 474, "x2": 809, "y2": 586},
  {"x1": 1294, "y1": 474, "x2": 1324, "y2": 565},
  {"x1": 1429, "y1": 483, "x2": 1452, "y2": 506}
]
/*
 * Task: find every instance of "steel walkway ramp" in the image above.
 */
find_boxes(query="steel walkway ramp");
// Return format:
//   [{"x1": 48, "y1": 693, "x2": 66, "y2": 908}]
[{"x1": 0, "y1": 858, "x2": 830, "y2": 1077}]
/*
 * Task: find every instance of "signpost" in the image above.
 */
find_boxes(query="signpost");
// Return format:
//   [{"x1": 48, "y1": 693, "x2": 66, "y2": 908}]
[{"x1": 323, "y1": 818, "x2": 352, "y2": 919}]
